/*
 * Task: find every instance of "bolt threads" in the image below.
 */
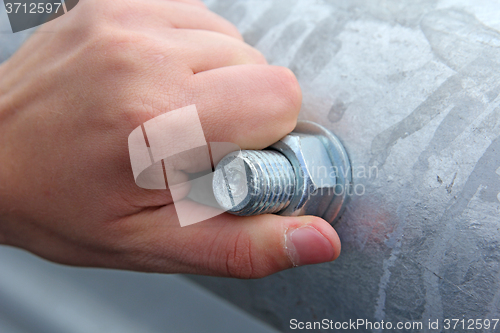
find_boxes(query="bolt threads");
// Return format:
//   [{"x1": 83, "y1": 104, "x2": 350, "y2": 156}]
[
  {"x1": 212, "y1": 121, "x2": 351, "y2": 223},
  {"x1": 215, "y1": 150, "x2": 296, "y2": 216}
]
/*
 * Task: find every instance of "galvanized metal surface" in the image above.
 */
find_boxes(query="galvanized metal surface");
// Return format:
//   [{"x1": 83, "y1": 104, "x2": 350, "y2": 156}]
[
  {"x1": 1, "y1": 1, "x2": 500, "y2": 332},
  {"x1": 189, "y1": 0, "x2": 500, "y2": 331}
]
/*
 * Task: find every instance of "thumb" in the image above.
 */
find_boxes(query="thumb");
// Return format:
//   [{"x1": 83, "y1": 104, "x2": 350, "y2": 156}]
[{"x1": 120, "y1": 204, "x2": 341, "y2": 278}]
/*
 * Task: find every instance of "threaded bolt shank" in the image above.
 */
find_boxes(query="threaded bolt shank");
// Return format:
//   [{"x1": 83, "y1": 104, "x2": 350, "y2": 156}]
[{"x1": 213, "y1": 150, "x2": 296, "y2": 215}]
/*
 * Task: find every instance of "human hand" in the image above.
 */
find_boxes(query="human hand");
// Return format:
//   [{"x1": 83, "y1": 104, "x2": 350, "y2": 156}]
[{"x1": 0, "y1": 0, "x2": 340, "y2": 278}]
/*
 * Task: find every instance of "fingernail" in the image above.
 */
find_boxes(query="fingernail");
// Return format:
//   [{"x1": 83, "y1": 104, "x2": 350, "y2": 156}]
[{"x1": 285, "y1": 225, "x2": 335, "y2": 267}]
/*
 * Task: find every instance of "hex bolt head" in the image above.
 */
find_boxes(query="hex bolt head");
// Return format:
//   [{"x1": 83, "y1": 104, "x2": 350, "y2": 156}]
[{"x1": 212, "y1": 121, "x2": 352, "y2": 224}]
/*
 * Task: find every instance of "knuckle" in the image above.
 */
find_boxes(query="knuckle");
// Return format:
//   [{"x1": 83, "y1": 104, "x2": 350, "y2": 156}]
[
  {"x1": 80, "y1": 0, "x2": 117, "y2": 21},
  {"x1": 233, "y1": 47, "x2": 267, "y2": 65},
  {"x1": 212, "y1": 39, "x2": 266, "y2": 66},
  {"x1": 69, "y1": 1, "x2": 134, "y2": 42},
  {"x1": 265, "y1": 66, "x2": 302, "y2": 115},
  {"x1": 224, "y1": 231, "x2": 259, "y2": 279},
  {"x1": 86, "y1": 30, "x2": 140, "y2": 72},
  {"x1": 76, "y1": 31, "x2": 153, "y2": 122},
  {"x1": 83, "y1": 0, "x2": 141, "y2": 27},
  {"x1": 257, "y1": 66, "x2": 302, "y2": 133},
  {"x1": 248, "y1": 49, "x2": 268, "y2": 65},
  {"x1": 223, "y1": 23, "x2": 244, "y2": 41},
  {"x1": 192, "y1": 0, "x2": 208, "y2": 9}
]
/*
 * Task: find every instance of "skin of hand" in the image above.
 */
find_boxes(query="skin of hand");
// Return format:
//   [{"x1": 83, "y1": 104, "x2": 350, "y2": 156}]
[{"x1": 0, "y1": 0, "x2": 341, "y2": 278}]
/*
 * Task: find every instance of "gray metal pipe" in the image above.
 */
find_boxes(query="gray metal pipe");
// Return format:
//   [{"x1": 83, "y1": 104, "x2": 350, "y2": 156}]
[{"x1": 190, "y1": 1, "x2": 500, "y2": 331}]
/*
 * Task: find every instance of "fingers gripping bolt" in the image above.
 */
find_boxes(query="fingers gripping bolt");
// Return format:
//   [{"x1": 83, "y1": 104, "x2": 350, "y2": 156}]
[{"x1": 212, "y1": 121, "x2": 352, "y2": 224}]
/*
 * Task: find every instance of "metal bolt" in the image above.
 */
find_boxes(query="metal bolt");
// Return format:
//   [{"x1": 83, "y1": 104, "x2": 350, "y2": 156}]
[{"x1": 212, "y1": 121, "x2": 352, "y2": 224}]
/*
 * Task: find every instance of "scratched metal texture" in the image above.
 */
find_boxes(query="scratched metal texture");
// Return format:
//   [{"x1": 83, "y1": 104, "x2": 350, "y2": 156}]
[
  {"x1": 1, "y1": 1, "x2": 499, "y2": 332},
  {"x1": 188, "y1": 0, "x2": 500, "y2": 332}
]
